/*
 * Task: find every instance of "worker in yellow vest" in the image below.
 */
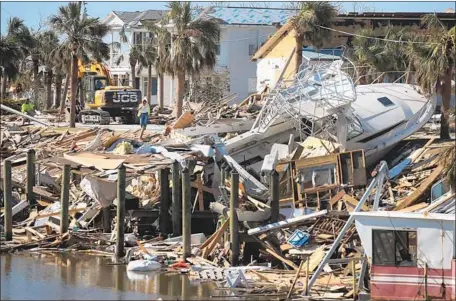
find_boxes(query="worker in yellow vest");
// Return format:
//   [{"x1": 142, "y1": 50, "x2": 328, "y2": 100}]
[
  {"x1": 137, "y1": 97, "x2": 150, "y2": 140},
  {"x1": 21, "y1": 98, "x2": 35, "y2": 125}
]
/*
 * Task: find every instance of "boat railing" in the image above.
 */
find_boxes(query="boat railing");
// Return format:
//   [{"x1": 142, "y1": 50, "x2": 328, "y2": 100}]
[{"x1": 354, "y1": 70, "x2": 414, "y2": 85}]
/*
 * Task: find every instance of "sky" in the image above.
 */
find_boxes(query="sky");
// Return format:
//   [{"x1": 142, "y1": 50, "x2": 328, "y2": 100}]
[{"x1": 1, "y1": 1, "x2": 455, "y2": 34}]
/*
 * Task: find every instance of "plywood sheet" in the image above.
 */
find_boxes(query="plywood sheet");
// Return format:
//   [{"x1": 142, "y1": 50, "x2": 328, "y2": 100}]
[{"x1": 64, "y1": 153, "x2": 124, "y2": 170}]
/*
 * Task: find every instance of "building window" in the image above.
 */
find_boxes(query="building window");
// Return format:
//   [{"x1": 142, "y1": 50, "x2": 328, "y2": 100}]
[
  {"x1": 377, "y1": 96, "x2": 395, "y2": 107},
  {"x1": 133, "y1": 32, "x2": 153, "y2": 46},
  {"x1": 249, "y1": 44, "x2": 257, "y2": 56},
  {"x1": 372, "y1": 230, "x2": 417, "y2": 267}
]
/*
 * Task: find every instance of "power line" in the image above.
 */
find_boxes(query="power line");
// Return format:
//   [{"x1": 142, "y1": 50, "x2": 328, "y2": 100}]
[{"x1": 317, "y1": 24, "x2": 438, "y2": 45}]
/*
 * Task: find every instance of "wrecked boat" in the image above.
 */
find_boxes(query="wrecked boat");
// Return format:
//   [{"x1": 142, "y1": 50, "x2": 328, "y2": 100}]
[{"x1": 224, "y1": 58, "x2": 436, "y2": 175}]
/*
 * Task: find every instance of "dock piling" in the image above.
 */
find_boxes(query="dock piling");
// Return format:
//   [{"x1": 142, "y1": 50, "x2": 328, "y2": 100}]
[
  {"x1": 159, "y1": 167, "x2": 171, "y2": 237},
  {"x1": 270, "y1": 170, "x2": 279, "y2": 223},
  {"x1": 3, "y1": 160, "x2": 13, "y2": 241},
  {"x1": 230, "y1": 168, "x2": 240, "y2": 266},
  {"x1": 60, "y1": 164, "x2": 71, "y2": 234},
  {"x1": 172, "y1": 160, "x2": 181, "y2": 237},
  {"x1": 181, "y1": 166, "x2": 191, "y2": 260},
  {"x1": 26, "y1": 149, "x2": 35, "y2": 206},
  {"x1": 115, "y1": 164, "x2": 126, "y2": 258}
]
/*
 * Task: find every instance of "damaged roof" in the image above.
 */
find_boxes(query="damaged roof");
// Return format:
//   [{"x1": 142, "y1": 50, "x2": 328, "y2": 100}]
[
  {"x1": 194, "y1": 6, "x2": 294, "y2": 25},
  {"x1": 112, "y1": 10, "x2": 168, "y2": 26}
]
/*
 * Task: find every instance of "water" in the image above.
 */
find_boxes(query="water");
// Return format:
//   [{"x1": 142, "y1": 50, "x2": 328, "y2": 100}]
[{"x1": 0, "y1": 253, "x2": 219, "y2": 300}]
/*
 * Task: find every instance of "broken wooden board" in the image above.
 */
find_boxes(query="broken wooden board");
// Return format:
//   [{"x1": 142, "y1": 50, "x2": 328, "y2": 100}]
[
  {"x1": 342, "y1": 195, "x2": 368, "y2": 212},
  {"x1": 329, "y1": 190, "x2": 346, "y2": 208},
  {"x1": 394, "y1": 165, "x2": 444, "y2": 211},
  {"x1": 266, "y1": 248, "x2": 299, "y2": 270},
  {"x1": 172, "y1": 111, "x2": 194, "y2": 129},
  {"x1": 302, "y1": 245, "x2": 326, "y2": 273},
  {"x1": 64, "y1": 153, "x2": 124, "y2": 170}
]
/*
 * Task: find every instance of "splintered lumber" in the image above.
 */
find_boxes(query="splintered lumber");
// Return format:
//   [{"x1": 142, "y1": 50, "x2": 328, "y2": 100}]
[
  {"x1": 287, "y1": 260, "x2": 305, "y2": 299},
  {"x1": 394, "y1": 165, "x2": 444, "y2": 211},
  {"x1": 202, "y1": 217, "x2": 230, "y2": 258},
  {"x1": 172, "y1": 111, "x2": 194, "y2": 129},
  {"x1": 266, "y1": 248, "x2": 299, "y2": 270},
  {"x1": 410, "y1": 138, "x2": 435, "y2": 164},
  {"x1": 247, "y1": 210, "x2": 327, "y2": 236},
  {"x1": 343, "y1": 195, "x2": 368, "y2": 212},
  {"x1": 302, "y1": 245, "x2": 326, "y2": 273},
  {"x1": 329, "y1": 190, "x2": 346, "y2": 208},
  {"x1": 24, "y1": 227, "x2": 46, "y2": 239},
  {"x1": 398, "y1": 202, "x2": 428, "y2": 212}
]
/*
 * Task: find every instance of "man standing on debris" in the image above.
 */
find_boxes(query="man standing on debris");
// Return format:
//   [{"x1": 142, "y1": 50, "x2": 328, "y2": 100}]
[
  {"x1": 21, "y1": 98, "x2": 35, "y2": 125},
  {"x1": 137, "y1": 97, "x2": 151, "y2": 140}
]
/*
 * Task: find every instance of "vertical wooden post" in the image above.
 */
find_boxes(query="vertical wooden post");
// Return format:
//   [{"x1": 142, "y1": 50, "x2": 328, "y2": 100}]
[
  {"x1": 224, "y1": 163, "x2": 231, "y2": 187},
  {"x1": 424, "y1": 263, "x2": 428, "y2": 300},
  {"x1": 26, "y1": 149, "x2": 35, "y2": 206},
  {"x1": 220, "y1": 162, "x2": 226, "y2": 186},
  {"x1": 230, "y1": 168, "x2": 240, "y2": 266},
  {"x1": 305, "y1": 259, "x2": 310, "y2": 295},
  {"x1": 116, "y1": 164, "x2": 126, "y2": 258},
  {"x1": 60, "y1": 164, "x2": 71, "y2": 234},
  {"x1": 270, "y1": 170, "x2": 279, "y2": 223},
  {"x1": 2, "y1": 160, "x2": 13, "y2": 241},
  {"x1": 172, "y1": 160, "x2": 181, "y2": 237},
  {"x1": 352, "y1": 259, "x2": 357, "y2": 301},
  {"x1": 102, "y1": 207, "x2": 111, "y2": 233},
  {"x1": 181, "y1": 166, "x2": 191, "y2": 260},
  {"x1": 159, "y1": 167, "x2": 171, "y2": 236}
]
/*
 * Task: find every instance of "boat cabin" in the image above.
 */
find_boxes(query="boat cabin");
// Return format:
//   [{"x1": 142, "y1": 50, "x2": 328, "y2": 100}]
[{"x1": 352, "y1": 211, "x2": 455, "y2": 300}]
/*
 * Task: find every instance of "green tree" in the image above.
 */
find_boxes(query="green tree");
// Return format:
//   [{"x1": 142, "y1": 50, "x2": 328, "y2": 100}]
[
  {"x1": 145, "y1": 20, "x2": 171, "y2": 110},
  {"x1": 0, "y1": 17, "x2": 34, "y2": 100},
  {"x1": 164, "y1": 1, "x2": 220, "y2": 118},
  {"x1": 290, "y1": 2, "x2": 337, "y2": 74},
  {"x1": 408, "y1": 15, "x2": 455, "y2": 139},
  {"x1": 35, "y1": 31, "x2": 59, "y2": 109},
  {"x1": 50, "y1": 2, "x2": 110, "y2": 127}
]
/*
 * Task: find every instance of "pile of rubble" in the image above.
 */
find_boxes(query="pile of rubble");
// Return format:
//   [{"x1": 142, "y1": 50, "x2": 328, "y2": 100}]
[{"x1": 0, "y1": 105, "x2": 454, "y2": 300}]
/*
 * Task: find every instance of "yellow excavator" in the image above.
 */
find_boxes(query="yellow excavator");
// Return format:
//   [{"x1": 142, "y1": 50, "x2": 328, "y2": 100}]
[{"x1": 68, "y1": 60, "x2": 142, "y2": 125}]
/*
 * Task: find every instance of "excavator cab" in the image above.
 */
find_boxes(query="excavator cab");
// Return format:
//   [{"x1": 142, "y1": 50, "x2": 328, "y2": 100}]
[{"x1": 80, "y1": 74, "x2": 108, "y2": 106}]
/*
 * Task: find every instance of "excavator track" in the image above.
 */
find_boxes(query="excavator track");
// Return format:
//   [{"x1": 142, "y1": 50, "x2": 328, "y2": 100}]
[{"x1": 78, "y1": 110, "x2": 111, "y2": 125}]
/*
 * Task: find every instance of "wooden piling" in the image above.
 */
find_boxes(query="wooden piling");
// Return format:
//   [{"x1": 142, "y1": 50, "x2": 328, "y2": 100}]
[
  {"x1": 352, "y1": 259, "x2": 357, "y2": 301},
  {"x1": 159, "y1": 167, "x2": 171, "y2": 237},
  {"x1": 270, "y1": 170, "x2": 279, "y2": 223},
  {"x1": 181, "y1": 166, "x2": 191, "y2": 260},
  {"x1": 60, "y1": 164, "x2": 71, "y2": 234},
  {"x1": 26, "y1": 149, "x2": 35, "y2": 206},
  {"x1": 102, "y1": 207, "x2": 111, "y2": 233},
  {"x1": 230, "y1": 168, "x2": 240, "y2": 266},
  {"x1": 424, "y1": 263, "x2": 428, "y2": 300},
  {"x1": 116, "y1": 164, "x2": 126, "y2": 258},
  {"x1": 2, "y1": 160, "x2": 13, "y2": 241},
  {"x1": 172, "y1": 160, "x2": 181, "y2": 237},
  {"x1": 220, "y1": 162, "x2": 226, "y2": 186}
]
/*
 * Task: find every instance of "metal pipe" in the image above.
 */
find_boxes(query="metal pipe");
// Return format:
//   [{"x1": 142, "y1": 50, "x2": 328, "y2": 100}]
[
  {"x1": 306, "y1": 161, "x2": 388, "y2": 294},
  {"x1": 0, "y1": 104, "x2": 50, "y2": 126}
]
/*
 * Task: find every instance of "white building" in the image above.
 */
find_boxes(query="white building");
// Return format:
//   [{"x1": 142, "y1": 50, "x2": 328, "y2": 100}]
[{"x1": 103, "y1": 7, "x2": 295, "y2": 105}]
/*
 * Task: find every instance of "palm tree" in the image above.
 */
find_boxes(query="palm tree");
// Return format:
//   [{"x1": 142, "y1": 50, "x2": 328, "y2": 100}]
[
  {"x1": 50, "y1": 2, "x2": 110, "y2": 127},
  {"x1": 0, "y1": 17, "x2": 34, "y2": 100},
  {"x1": 164, "y1": 1, "x2": 220, "y2": 118},
  {"x1": 35, "y1": 31, "x2": 59, "y2": 109},
  {"x1": 145, "y1": 20, "x2": 171, "y2": 110},
  {"x1": 290, "y1": 2, "x2": 337, "y2": 74},
  {"x1": 142, "y1": 42, "x2": 158, "y2": 104},
  {"x1": 350, "y1": 27, "x2": 382, "y2": 84},
  {"x1": 408, "y1": 14, "x2": 455, "y2": 139}
]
